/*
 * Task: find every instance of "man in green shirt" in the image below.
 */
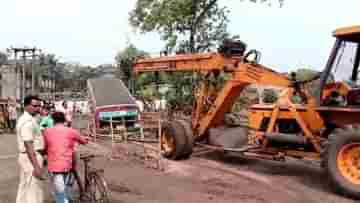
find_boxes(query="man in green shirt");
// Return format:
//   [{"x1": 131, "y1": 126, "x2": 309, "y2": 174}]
[{"x1": 39, "y1": 106, "x2": 54, "y2": 130}]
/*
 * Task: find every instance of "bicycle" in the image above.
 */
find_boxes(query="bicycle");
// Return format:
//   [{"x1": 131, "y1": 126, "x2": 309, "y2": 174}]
[{"x1": 67, "y1": 153, "x2": 111, "y2": 203}]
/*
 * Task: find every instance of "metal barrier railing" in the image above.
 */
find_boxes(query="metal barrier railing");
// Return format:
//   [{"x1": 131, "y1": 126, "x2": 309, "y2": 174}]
[{"x1": 87, "y1": 113, "x2": 163, "y2": 170}]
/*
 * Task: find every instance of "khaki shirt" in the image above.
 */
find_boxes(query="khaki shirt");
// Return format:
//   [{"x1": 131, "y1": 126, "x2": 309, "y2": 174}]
[{"x1": 16, "y1": 112, "x2": 44, "y2": 153}]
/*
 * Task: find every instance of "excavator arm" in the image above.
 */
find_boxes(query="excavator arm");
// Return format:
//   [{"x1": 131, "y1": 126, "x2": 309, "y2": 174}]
[
  {"x1": 133, "y1": 52, "x2": 291, "y2": 139},
  {"x1": 195, "y1": 62, "x2": 290, "y2": 138},
  {"x1": 134, "y1": 53, "x2": 240, "y2": 73}
]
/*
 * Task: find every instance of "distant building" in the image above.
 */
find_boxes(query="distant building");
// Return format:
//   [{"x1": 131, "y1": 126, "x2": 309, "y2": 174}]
[
  {"x1": 0, "y1": 64, "x2": 21, "y2": 99},
  {"x1": 0, "y1": 60, "x2": 55, "y2": 100}
]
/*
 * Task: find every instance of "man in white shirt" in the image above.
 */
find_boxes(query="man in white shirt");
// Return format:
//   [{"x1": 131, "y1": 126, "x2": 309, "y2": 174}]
[{"x1": 16, "y1": 95, "x2": 45, "y2": 203}]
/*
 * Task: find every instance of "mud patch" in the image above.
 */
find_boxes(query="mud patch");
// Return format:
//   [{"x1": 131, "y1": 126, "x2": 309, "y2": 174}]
[
  {"x1": 108, "y1": 182, "x2": 142, "y2": 196},
  {"x1": 197, "y1": 158, "x2": 272, "y2": 185},
  {"x1": 231, "y1": 193, "x2": 267, "y2": 203},
  {"x1": 202, "y1": 178, "x2": 233, "y2": 199},
  {"x1": 206, "y1": 188, "x2": 226, "y2": 197},
  {"x1": 164, "y1": 161, "x2": 195, "y2": 177},
  {"x1": 202, "y1": 177, "x2": 234, "y2": 189}
]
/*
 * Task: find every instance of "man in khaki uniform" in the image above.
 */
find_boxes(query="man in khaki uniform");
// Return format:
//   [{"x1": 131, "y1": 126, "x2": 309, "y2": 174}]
[{"x1": 16, "y1": 95, "x2": 45, "y2": 203}]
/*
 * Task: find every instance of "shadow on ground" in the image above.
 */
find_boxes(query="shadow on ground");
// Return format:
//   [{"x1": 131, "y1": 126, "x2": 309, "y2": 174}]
[{"x1": 199, "y1": 151, "x2": 337, "y2": 195}]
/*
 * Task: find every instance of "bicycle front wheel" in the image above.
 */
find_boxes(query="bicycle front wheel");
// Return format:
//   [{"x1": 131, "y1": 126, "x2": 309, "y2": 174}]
[{"x1": 88, "y1": 172, "x2": 111, "y2": 203}]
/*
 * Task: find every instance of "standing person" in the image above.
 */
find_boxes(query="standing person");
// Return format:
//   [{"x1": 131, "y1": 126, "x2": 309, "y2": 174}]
[
  {"x1": 39, "y1": 106, "x2": 54, "y2": 130},
  {"x1": 16, "y1": 95, "x2": 45, "y2": 203},
  {"x1": 8, "y1": 100, "x2": 18, "y2": 132},
  {"x1": 49, "y1": 102, "x2": 56, "y2": 114},
  {"x1": 0, "y1": 105, "x2": 6, "y2": 131},
  {"x1": 61, "y1": 101, "x2": 73, "y2": 127},
  {"x1": 43, "y1": 111, "x2": 88, "y2": 203}
]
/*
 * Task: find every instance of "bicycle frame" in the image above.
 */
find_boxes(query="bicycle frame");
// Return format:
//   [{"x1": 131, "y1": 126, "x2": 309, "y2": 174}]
[{"x1": 69, "y1": 154, "x2": 110, "y2": 202}]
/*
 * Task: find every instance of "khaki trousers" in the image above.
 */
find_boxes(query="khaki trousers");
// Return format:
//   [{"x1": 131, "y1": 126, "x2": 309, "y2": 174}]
[{"x1": 16, "y1": 153, "x2": 44, "y2": 203}]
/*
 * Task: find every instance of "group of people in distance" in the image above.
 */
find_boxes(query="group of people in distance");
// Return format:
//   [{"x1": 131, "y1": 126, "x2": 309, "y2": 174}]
[{"x1": 16, "y1": 95, "x2": 89, "y2": 203}]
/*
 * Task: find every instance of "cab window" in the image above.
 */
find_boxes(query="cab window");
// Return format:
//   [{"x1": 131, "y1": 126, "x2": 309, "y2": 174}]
[{"x1": 330, "y1": 40, "x2": 359, "y2": 85}]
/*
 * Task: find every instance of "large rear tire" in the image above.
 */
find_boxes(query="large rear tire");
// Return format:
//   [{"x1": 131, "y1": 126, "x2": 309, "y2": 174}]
[
  {"x1": 160, "y1": 121, "x2": 187, "y2": 160},
  {"x1": 322, "y1": 132, "x2": 360, "y2": 199},
  {"x1": 173, "y1": 119, "x2": 194, "y2": 159}
]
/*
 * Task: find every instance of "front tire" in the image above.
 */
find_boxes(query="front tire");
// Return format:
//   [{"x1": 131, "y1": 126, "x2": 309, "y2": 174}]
[
  {"x1": 160, "y1": 121, "x2": 188, "y2": 160},
  {"x1": 173, "y1": 120, "x2": 194, "y2": 159},
  {"x1": 323, "y1": 132, "x2": 360, "y2": 199}
]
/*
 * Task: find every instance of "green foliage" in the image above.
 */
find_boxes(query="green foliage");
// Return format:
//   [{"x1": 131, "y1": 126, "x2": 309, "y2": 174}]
[
  {"x1": 262, "y1": 89, "x2": 278, "y2": 103},
  {"x1": 129, "y1": 0, "x2": 284, "y2": 53},
  {"x1": 129, "y1": 0, "x2": 229, "y2": 53},
  {"x1": 39, "y1": 53, "x2": 57, "y2": 66},
  {"x1": 135, "y1": 73, "x2": 156, "y2": 88},
  {"x1": 67, "y1": 64, "x2": 99, "y2": 91},
  {"x1": 138, "y1": 86, "x2": 158, "y2": 101},
  {"x1": 293, "y1": 68, "x2": 321, "y2": 97},
  {"x1": 129, "y1": 0, "x2": 285, "y2": 112},
  {"x1": 232, "y1": 87, "x2": 259, "y2": 112},
  {"x1": 37, "y1": 54, "x2": 99, "y2": 92},
  {"x1": 35, "y1": 53, "x2": 61, "y2": 91},
  {"x1": 134, "y1": 72, "x2": 196, "y2": 111},
  {"x1": 115, "y1": 44, "x2": 148, "y2": 87},
  {"x1": 293, "y1": 68, "x2": 319, "y2": 81},
  {"x1": 165, "y1": 72, "x2": 195, "y2": 108},
  {"x1": 134, "y1": 72, "x2": 165, "y2": 100}
]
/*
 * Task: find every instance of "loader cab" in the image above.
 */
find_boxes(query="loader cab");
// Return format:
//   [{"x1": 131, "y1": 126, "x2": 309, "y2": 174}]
[{"x1": 319, "y1": 26, "x2": 360, "y2": 106}]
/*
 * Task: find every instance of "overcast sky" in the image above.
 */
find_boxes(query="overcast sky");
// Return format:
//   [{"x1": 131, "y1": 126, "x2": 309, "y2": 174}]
[{"x1": 0, "y1": 0, "x2": 359, "y2": 72}]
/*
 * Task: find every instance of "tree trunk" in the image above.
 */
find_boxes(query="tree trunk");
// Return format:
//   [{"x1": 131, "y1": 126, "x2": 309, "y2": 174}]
[
  {"x1": 189, "y1": 28, "x2": 195, "y2": 53},
  {"x1": 189, "y1": 0, "x2": 218, "y2": 53},
  {"x1": 189, "y1": 0, "x2": 198, "y2": 53}
]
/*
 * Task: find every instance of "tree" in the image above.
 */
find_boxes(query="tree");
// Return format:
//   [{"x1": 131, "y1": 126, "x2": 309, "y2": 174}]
[
  {"x1": 37, "y1": 53, "x2": 62, "y2": 92},
  {"x1": 262, "y1": 89, "x2": 278, "y2": 103},
  {"x1": 129, "y1": 0, "x2": 283, "y2": 53},
  {"x1": 293, "y1": 68, "x2": 321, "y2": 99},
  {"x1": 115, "y1": 44, "x2": 147, "y2": 89},
  {"x1": 60, "y1": 62, "x2": 99, "y2": 92},
  {"x1": 65, "y1": 64, "x2": 91, "y2": 91},
  {"x1": 129, "y1": 0, "x2": 284, "y2": 114},
  {"x1": 130, "y1": 0, "x2": 227, "y2": 53},
  {"x1": 293, "y1": 68, "x2": 319, "y2": 81}
]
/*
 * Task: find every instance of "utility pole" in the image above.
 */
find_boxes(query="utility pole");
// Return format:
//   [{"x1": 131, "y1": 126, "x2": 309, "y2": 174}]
[
  {"x1": 31, "y1": 50, "x2": 36, "y2": 94},
  {"x1": 22, "y1": 50, "x2": 26, "y2": 103},
  {"x1": 7, "y1": 47, "x2": 41, "y2": 103}
]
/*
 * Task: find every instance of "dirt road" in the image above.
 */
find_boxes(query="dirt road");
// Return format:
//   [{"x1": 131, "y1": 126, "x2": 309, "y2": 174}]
[{"x1": 0, "y1": 132, "x2": 357, "y2": 203}]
